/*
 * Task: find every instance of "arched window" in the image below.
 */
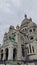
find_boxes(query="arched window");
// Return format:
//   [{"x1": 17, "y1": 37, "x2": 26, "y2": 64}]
[
  {"x1": 5, "y1": 48, "x2": 8, "y2": 60},
  {"x1": 21, "y1": 45, "x2": 25, "y2": 57},
  {"x1": 25, "y1": 28, "x2": 26, "y2": 31},
  {"x1": 36, "y1": 38, "x2": 37, "y2": 41},
  {"x1": 25, "y1": 47, "x2": 29, "y2": 54},
  {"x1": 33, "y1": 29, "x2": 35, "y2": 31},
  {"x1": 30, "y1": 36, "x2": 33, "y2": 40},
  {"x1": 27, "y1": 47, "x2": 29, "y2": 53},
  {"x1": 13, "y1": 48, "x2": 17, "y2": 61},
  {"x1": 1, "y1": 49, "x2": 3, "y2": 60},
  {"x1": 29, "y1": 45, "x2": 32, "y2": 53},
  {"x1": 29, "y1": 29, "x2": 32, "y2": 32},
  {"x1": 32, "y1": 46, "x2": 34, "y2": 53}
]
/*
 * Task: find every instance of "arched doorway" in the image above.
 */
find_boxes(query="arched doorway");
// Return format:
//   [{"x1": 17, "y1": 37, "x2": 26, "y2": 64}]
[
  {"x1": 13, "y1": 48, "x2": 17, "y2": 61},
  {"x1": 1, "y1": 49, "x2": 3, "y2": 60},
  {"x1": 5, "y1": 48, "x2": 8, "y2": 60},
  {"x1": 17, "y1": 63, "x2": 21, "y2": 65}
]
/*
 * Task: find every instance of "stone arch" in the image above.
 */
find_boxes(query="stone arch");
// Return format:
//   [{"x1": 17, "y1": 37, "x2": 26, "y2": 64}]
[
  {"x1": 1, "y1": 49, "x2": 3, "y2": 60},
  {"x1": 17, "y1": 63, "x2": 21, "y2": 65},
  {"x1": 13, "y1": 48, "x2": 17, "y2": 61},
  {"x1": 5, "y1": 48, "x2": 8, "y2": 60}
]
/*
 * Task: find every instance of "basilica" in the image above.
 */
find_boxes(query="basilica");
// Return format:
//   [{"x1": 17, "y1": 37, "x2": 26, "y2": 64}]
[{"x1": 0, "y1": 14, "x2": 37, "y2": 65}]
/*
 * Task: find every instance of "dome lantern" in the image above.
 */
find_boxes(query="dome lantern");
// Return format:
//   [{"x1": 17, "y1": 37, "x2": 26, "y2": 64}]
[{"x1": 25, "y1": 14, "x2": 27, "y2": 19}]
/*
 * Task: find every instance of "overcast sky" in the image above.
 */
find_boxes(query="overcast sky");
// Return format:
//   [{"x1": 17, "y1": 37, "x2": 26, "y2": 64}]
[{"x1": 0, "y1": 0, "x2": 37, "y2": 44}]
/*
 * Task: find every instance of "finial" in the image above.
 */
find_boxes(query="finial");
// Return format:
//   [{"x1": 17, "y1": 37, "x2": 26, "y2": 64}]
[
  {"x1": 9, "y1": 25, "x2": 14, "y2": 30},
  {"x1": 5, "y1": 32, "x2": 7, "y2": 35},
  {"x1": 29, "y1": 17, "x2": 32, "y2": 21},
  {"x1": 16, "y1": 25, "x2": 19, "y2": 30},
  {"x1": 25, "y1": 14, "x2": 27, "y2": 18}
]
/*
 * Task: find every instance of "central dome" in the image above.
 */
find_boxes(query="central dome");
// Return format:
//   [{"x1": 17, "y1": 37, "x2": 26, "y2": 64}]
[{"x1": 20, "y1": 14, "x2": 30, "y2": 28}]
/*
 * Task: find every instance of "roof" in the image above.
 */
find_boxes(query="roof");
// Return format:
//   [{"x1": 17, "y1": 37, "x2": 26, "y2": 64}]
[
  {"x1": 20, "y1": 14, "x2": 36, "y2": 28},
  {"x1": 28, "y1": 21, "x2": 36, "y2": 28}
]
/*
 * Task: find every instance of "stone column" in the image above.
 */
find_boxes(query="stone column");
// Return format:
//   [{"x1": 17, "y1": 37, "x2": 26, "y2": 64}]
[
  {"x1": 3, "y1": 49, "x2": 6, "y2": 60},
  {"x1": 8, "y1": 43, "x2": 13, "y2": 60},
  {"x1": 16, "y1": 31, "x2": 22, "y2": 60},
  {"x1": 17, "y1": 43, "x2": 22, "y2": 60}
]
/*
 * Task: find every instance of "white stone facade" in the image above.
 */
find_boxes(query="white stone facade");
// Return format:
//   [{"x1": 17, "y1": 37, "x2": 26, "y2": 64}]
[{"x1": 0, "y1": 14, "x2": 37, "y2": 65}]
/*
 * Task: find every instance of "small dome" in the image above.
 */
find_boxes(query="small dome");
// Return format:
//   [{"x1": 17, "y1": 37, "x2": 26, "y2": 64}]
[
  {"x1": 16, "y1": 25, "x2": 19, "y2": 28},
  {"x1": 9, "y1": 25, "x2": 15, "y2": 30},
  {"x1": 16, "y1": 25, "x2": 19, "y2": 30},
  {"x1": 28, "y1": 22, "x2": 36, "y2": 28}
]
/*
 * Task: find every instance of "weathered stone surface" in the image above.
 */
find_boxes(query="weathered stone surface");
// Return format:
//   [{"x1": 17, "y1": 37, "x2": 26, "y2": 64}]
[{"x1": 0, "y1": 15, "x2": 37, "y2": 65}]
